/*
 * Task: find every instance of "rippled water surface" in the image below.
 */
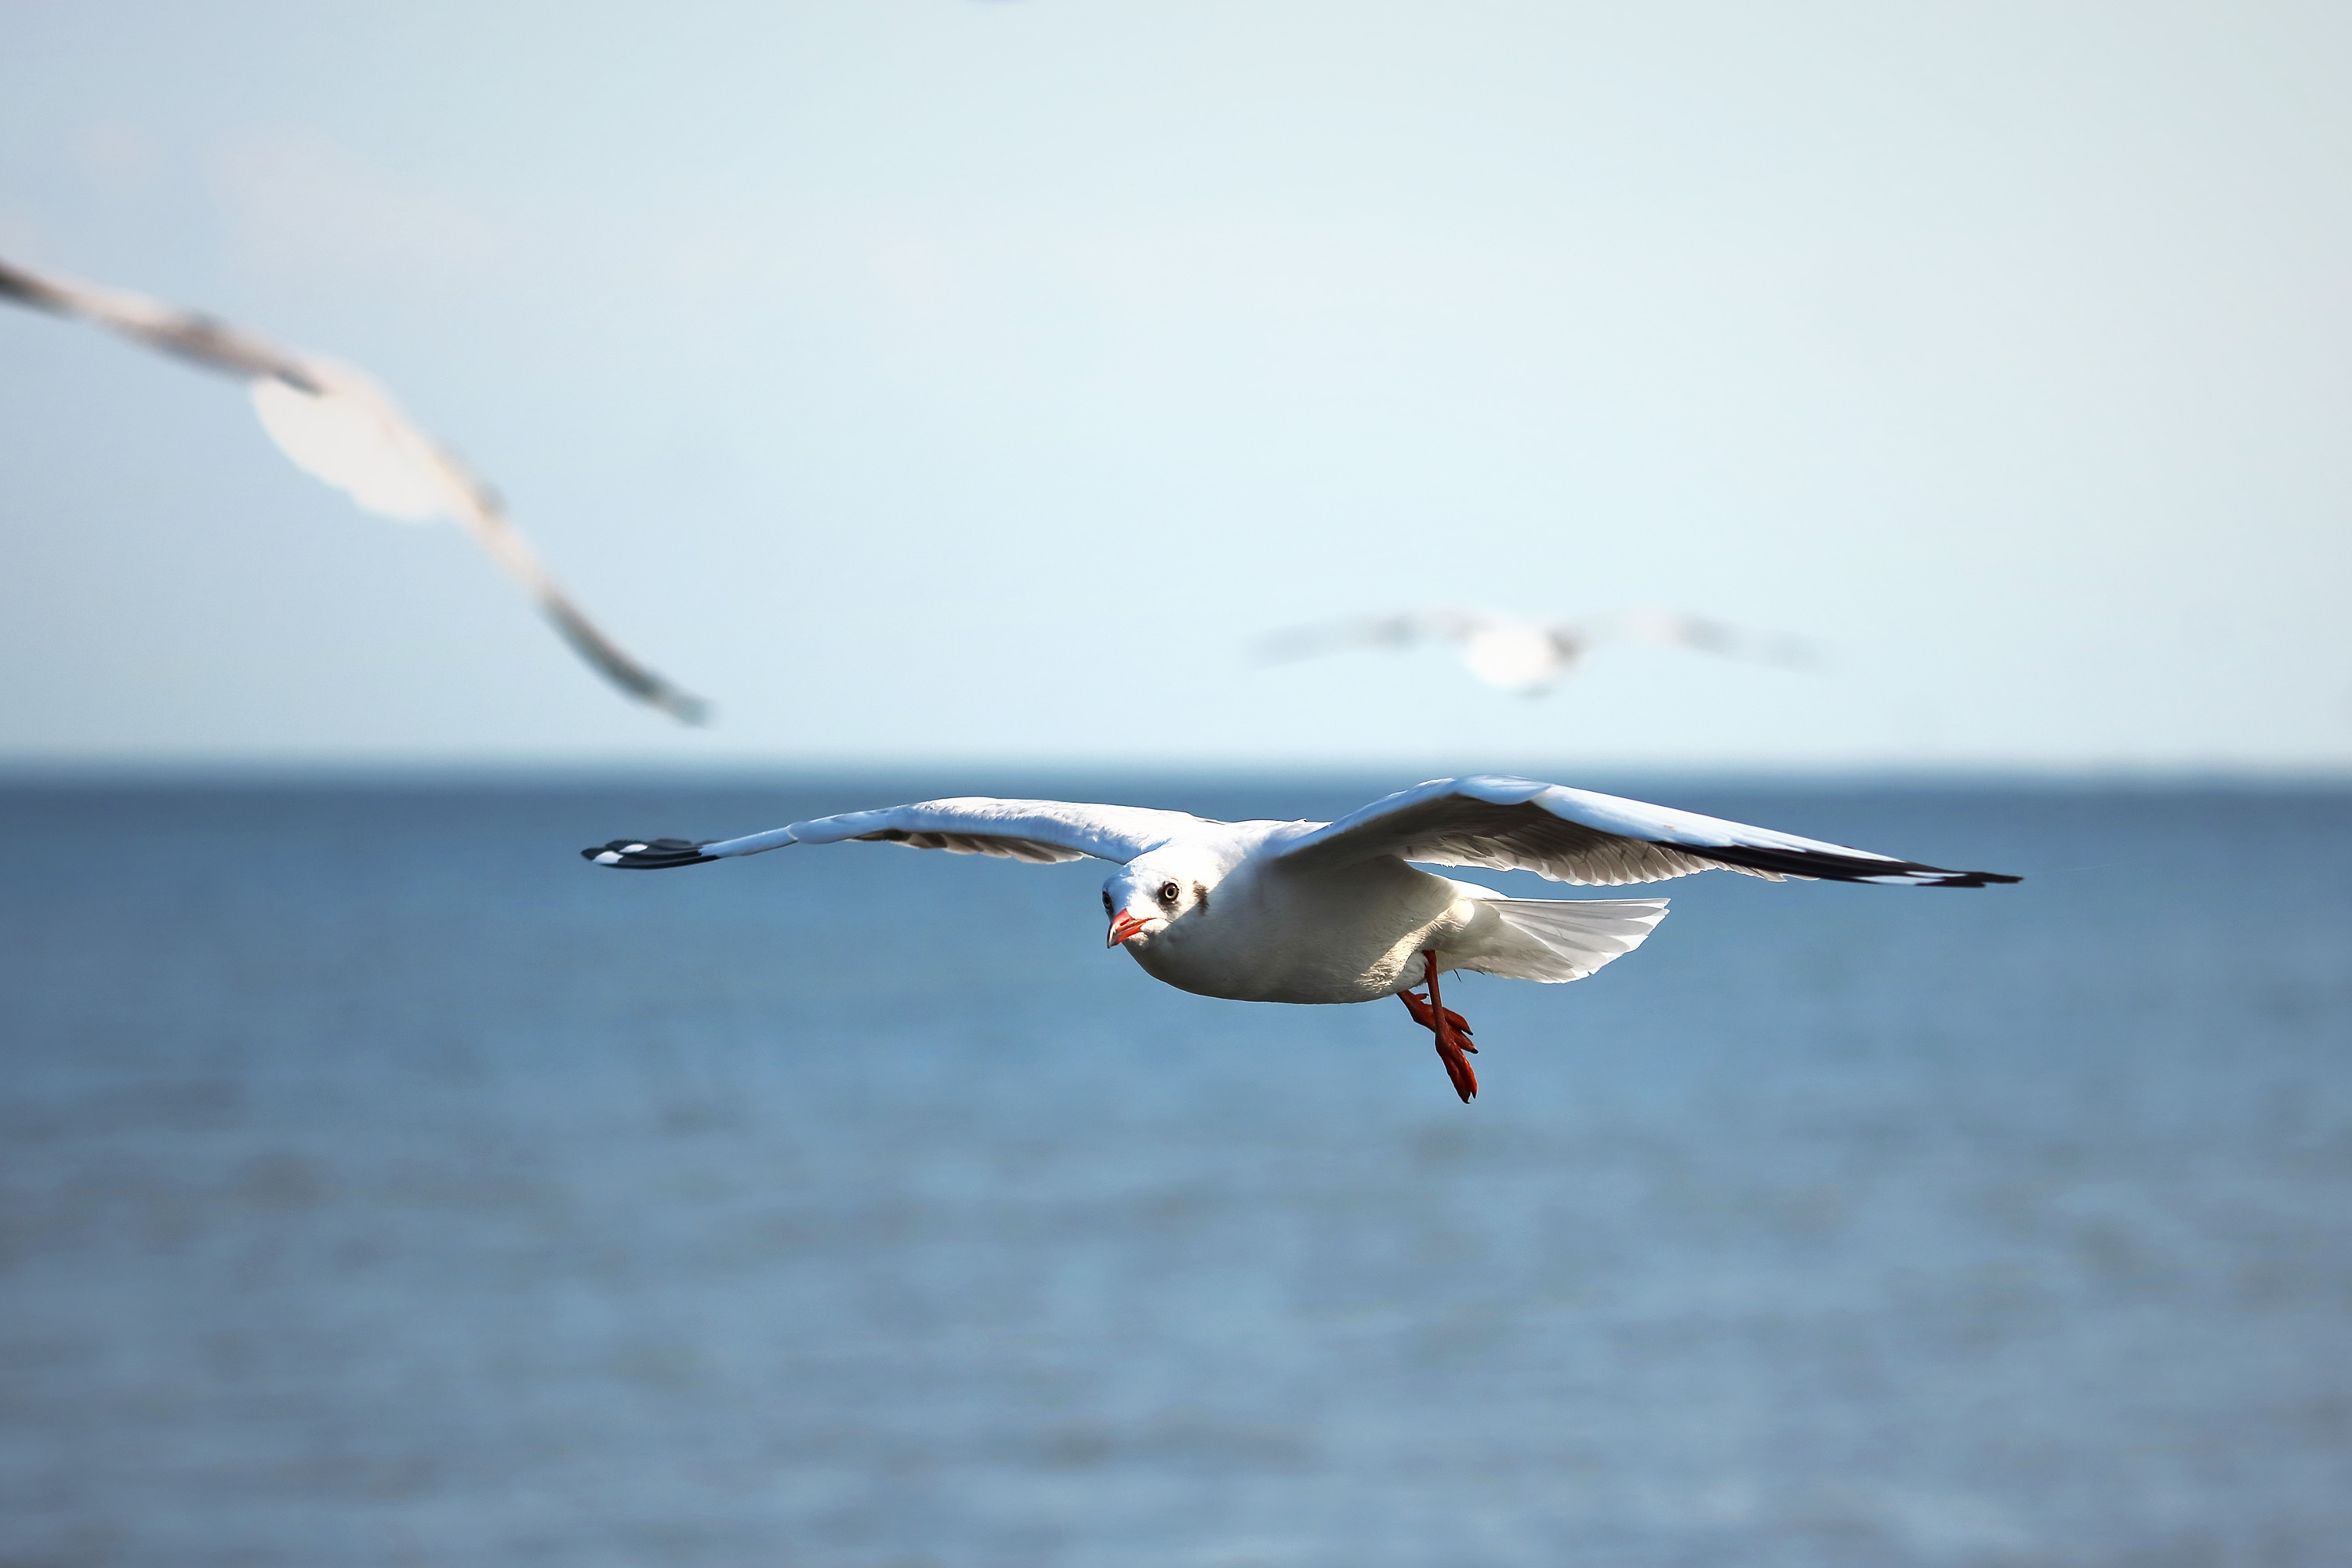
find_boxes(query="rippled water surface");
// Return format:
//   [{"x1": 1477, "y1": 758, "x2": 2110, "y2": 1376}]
[{"x1": 2, "y1": 777, "x2": 2347, "y2": 1566}]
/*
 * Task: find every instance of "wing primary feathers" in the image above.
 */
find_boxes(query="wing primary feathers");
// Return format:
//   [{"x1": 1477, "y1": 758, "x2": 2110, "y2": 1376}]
[
  {"x1": 581, "y1": 837, "x2": 717, "y2": 869},
  {"x1": 0, "y1": 256, "x2": 68, "y2": 310},
  {"x1": 539, "y1": 598, "x2": 710, "y2": 725},
  {"x1": 0, "y1": 254, "x2": 321, "y2": 387},
  {"x1": 1677, "y1": 840, "x2": 2022, "y2": 887},
  {"x1": 1273, "y1": 775, "x2": 2024, "y2": 888}
]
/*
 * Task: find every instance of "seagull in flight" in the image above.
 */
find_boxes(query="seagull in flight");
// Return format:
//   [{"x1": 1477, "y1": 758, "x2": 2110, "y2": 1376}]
[
  {"x1": 1258, "y1": 607, "x2": 1816, "y2": 698},
  {"x1": 0, "y1": 252, "x2": 707, "y2": 724},
  {"x1": 585, "y1": 775, "x2": 2017, "y2": 1102}
]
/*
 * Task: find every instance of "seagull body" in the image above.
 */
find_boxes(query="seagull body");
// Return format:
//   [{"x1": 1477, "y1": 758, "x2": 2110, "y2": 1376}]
[
  {"x1": 0, "y1": 252, "x2": 706, "y2": 723},
  {"x1": 586, "y1": 775, "x2": 2017, "y2": 1101},
  {"x1": 1258, "y1": 607, "x2": 1816, "y2": 697}
]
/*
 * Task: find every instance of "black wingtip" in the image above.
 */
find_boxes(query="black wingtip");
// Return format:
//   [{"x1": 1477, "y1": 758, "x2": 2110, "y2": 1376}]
[
  {"x1": 1689, "y1": 841, "x2": 2023, "y2": 887},
  {"x1": 582, "y1": 837, "x2": 717, "y2": 869}
]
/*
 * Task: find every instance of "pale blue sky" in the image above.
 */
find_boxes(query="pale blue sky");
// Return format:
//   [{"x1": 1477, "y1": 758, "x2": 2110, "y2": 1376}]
[{"x1": 3, "y1": 1, "x2": 2348, "y2": 770}]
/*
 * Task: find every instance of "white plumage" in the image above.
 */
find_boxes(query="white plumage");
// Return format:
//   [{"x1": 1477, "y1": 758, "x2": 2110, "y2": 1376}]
[
  {"x1": 587, "y1": 775, "x2": 2017, "y2": 1101},
  {"x1": 0, "y1": 252, "x2": 706, "y2": 724}
]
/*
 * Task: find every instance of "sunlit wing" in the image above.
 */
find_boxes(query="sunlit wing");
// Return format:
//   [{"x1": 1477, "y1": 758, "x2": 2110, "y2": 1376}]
[
  {"x1": 1272, "y1": 775, "x2": 2020, "y2": 887},
  {"x1": 583, "y1": 797, "x2": 1209, "y2": 869},
  {"x1": 0, "y1": 252, "x2": 708, "y2": 724}
]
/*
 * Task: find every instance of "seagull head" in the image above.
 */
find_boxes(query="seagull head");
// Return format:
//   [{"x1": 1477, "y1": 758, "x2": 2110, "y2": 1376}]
[{"x1": 1102, "y1": 854, "x2": 1221, "y2": 949}]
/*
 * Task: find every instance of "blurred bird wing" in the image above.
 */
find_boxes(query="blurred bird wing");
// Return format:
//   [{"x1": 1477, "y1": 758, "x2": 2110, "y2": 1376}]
[
  {"x1": 1254, "y1": 608, "x2": 1500, "y2": 664},
  {"x1": 1270, "y1": 775, "x2": 2020, "y2": 887},
  {"x1": 0, "y1": 252, "x2": 709, "y2": 724},
  {"x1": 588, "y1": 797, "x2": 1212, "y2": 869},
  {"x1": 0, "y1": 253, "x2": 320, "y2": 386},
  {"x1": 1574, "y1": 608, "x2": 1817, "y2": 668},
  {"x1": 252, "y1": 367, "x2": 708, "y2": 722}
]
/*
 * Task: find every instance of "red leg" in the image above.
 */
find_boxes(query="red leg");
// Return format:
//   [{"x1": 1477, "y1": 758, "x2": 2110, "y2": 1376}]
[
  {"x1": 1400, "y1": 950, "x2": 1479, "y2": 1103},
  {"x1": 1399, "y1": 989, "x2": 1474, "y2": 1045}
]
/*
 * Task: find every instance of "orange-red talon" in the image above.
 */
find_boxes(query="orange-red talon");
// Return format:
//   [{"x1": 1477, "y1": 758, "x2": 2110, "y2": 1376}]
[{"x1": 1402, "y1": 951, "x2": 1480, "y2": 1102}]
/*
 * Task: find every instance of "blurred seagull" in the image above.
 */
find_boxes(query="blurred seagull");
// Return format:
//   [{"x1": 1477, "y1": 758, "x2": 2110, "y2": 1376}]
[
  {"x1": 584, "y1": 774, "x2": 2017, "y2": 1103},
  {"x1": 1258, "y1": 606, "x2": 1816, "y2": 698},
  {"x1": 0, "y1": 252, "x2": 708, "y2": 724}
]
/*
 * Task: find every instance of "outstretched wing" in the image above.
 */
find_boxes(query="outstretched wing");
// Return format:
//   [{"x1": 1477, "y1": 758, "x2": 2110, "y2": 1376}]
[
  {"x1": 584, "y1": 797, "x2": 1207, "y2": 869},
  {"x1": 1254, "y1": 608, "x2": 1498, "y2": 664},
  {"x1": 1573, "y1": 608, "x2": 1817, "y2": 670},
  {"x1": 1271, "y1": 775, "x2": 2020, "y2": 888},
  {"x1": 0, "y1": 253, "x2": 323, "y2": 385},
  {"x1": 0, "y1": 252, "x2": 708, "y2": 724}
]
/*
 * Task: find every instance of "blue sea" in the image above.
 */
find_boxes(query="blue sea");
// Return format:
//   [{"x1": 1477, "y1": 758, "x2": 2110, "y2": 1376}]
[{"x1": 2, "y1": 776, "x2": 2347, "y2": 1567}]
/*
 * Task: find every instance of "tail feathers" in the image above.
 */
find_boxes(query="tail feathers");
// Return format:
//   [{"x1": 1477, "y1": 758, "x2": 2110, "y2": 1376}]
[
  {"x1": 583, "y1": 837, "x2": 715, "y2": 869},
  {"x1": 1461, "y1": 895, "x2": 1668, "y2": 983}
]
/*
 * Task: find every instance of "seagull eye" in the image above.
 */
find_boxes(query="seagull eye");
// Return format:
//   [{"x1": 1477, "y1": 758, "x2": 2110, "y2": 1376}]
[
  {"x1": 1158, "y1": 881, "x2": 1181, "y2": 905},
  {"x1": 1102, "y1": 891, "x2": 1114, "y2": 914}
]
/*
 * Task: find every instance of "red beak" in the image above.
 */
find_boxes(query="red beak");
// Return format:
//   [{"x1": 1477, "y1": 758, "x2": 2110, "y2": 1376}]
[{"x1": 1106, "y1": 910, "x2": 1151, "y2": 948}]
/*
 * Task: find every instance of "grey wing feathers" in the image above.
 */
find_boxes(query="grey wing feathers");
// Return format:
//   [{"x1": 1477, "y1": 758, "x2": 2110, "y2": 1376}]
[
  {"x1": 1274, "y1": 775, "x2": 2021, "y2": 888},
  {"x1": 1294, "y1": 791, "x2": 1737, "y2": 885},
  {"x1": 835, "y1": 828, "x2": 1095, "y2": 864},
  {"x1": 583, "y1": 797, "x2": 1207, "y2": 872},
  {"x1": 788, "y1": 798, "x2": 1202, "y2": 863},
  {"x1": 0, "y1": 255, "x2": 321, "y2": 387},
  {"x1": 1254, "y1": 609, "x2": 1489, "y2": 663},
  {"x1": 1577, "y1": 609, "x2": 1817, "y2": 669},
  {"x1": 536, "y1": 597, "x2": 710, "y2": 726}
]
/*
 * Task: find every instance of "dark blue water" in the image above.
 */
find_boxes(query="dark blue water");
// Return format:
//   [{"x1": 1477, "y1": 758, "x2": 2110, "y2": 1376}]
[{"x1": 2, "y1": 777, "x2": 2347, "y2": 1567}]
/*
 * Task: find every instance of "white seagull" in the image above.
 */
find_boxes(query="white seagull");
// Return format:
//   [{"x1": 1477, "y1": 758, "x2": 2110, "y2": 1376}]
[
  {"x1": 585, "y1": 775, "x2": 2017, "y2": 1102},
  {"x1": 1258, "y1": 607, "x2": 1816, "y2": 698},
  {"x1": 0, "y1": 252, "x2": 707, "y2": 724}
]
